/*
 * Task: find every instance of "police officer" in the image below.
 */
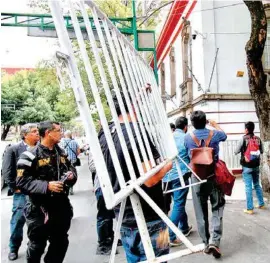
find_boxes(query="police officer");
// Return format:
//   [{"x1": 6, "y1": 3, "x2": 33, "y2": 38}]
[{"x1": 16, "y1": 121, "x2": 77, "y2": 263}]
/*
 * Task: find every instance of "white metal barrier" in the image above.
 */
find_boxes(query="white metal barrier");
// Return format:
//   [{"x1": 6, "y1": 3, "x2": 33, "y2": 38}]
[
  {"x1": 220, "y1": 140, "x2": 241, "y2": 171},
  {"x1": 49, "y1": 1, "x2": 205, "y2": 262}
]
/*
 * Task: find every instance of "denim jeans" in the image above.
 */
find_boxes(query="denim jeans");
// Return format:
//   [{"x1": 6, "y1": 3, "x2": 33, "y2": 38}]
[
  {"x1": 95, "y1": 188, "x2": 115, "y2": 247},
  {"x1": 9, "y1": 193, "x2": 26, "y2": 252},
  {"x1": 166, "y1": 178, "x2": 189, "y2": 241},
  {"x1": 120, "y1": 220, "x2": 169, "y2": 263},
  {"x1": 242, "y1": 166, "x2": 265, "y2": 210},
  {"x1": 191, "y1": 176, "x2": 225, "y2": 247}
]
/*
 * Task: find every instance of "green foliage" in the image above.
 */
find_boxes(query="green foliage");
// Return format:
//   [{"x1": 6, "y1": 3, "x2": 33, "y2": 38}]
[
  {"x1": 55, "y1": 88, "x2": 78, "y2": 122},
  {"x1": 95, "y1": 0, "x2": 132, "y2": 17},
  {"x1": 14, "y1": 97, "x2": 55, "y2": 124},
  {"x1": 1, "y1": 66, "x2": 77, "y2": 127}
]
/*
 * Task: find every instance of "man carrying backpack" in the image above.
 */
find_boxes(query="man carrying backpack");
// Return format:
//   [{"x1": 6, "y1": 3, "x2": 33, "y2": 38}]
[
  {"x1": 235, "y1": 121, "x2": 265, "y2": 214},
  {"x1": 184, "y1": 111, "x2": 227, "y2": 259}
]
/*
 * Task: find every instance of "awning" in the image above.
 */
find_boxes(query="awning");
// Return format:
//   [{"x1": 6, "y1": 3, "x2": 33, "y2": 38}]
[{"x1": 150, "y1": 0, "x2": 197, "y2": 69}]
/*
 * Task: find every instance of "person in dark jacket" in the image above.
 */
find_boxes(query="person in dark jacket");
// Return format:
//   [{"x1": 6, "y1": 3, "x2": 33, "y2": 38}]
[
  {"x1": 99, "y1": 90, "x2": 172, "y2": 263},
  {"x1": 2, "y1": 123, "x2": 40, "y2": 261},
  {"x1": 88, "y1": 150, "x2": 120, "y2": 255},
  {"x1": 16, "y1": 121, "x2": 77, "y2": 263},
  {"x1": 235, "y1": 121, "x2": 265, "y2": 214}
]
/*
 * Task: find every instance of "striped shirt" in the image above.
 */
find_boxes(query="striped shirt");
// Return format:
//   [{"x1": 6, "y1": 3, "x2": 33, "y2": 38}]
[{"x1": 60, "y1": 138, "x2": 79, "y2": 164}]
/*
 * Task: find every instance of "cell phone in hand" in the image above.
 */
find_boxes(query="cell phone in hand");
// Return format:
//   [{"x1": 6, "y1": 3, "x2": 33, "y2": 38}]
[{"x1": 60, "y1": 173, "x2": 70, "y2": 183}]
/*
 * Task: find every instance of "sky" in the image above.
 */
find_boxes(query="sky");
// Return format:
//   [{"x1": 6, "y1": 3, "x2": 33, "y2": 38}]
[
  {"x1": 1, "y1": 0, "x2": 58, "y2": 68},
  {"x1": 0, "y1": 0, "x2": 170, "y2": 69}
]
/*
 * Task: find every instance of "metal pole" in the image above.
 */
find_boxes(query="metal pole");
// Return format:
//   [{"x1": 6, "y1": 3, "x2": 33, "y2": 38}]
[
  {"x1": 153, "y1": 49, "x2": 159, "y2": 85},
  {"x1": 132, "y1": 0, "x2": 138, "y2": 50},
  {"x1": 208, "y1": 47, "x2": 219, "y2": 92},
  {"x1": 153, "y1": 30, "x2": 159, "y2": 84}
]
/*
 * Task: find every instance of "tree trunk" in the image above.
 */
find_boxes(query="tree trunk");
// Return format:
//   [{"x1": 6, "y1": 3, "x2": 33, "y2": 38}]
[
  {"x1": 1, "y1": 125, "x2": 11, "y2": 141},
  {"x1": 244, "y1": 1, "x2": 270, "y2": 194}
]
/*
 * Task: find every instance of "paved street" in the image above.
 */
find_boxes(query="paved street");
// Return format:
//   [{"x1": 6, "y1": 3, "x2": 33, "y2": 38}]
[{"x1": 1, "y1": 155, "x2": 270, "y2": 263}]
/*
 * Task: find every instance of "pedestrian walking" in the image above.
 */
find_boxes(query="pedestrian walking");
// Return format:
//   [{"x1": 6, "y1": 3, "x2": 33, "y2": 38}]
[
  {"x1": 163, "y1": 117, "x2": 192, "y2": 247},
  {"x1": 184, "y1": 111, "x2": 227, "y2": 258},
  {"x1": 16, "y1": 121, "x2": 77, "y2": 263},
  {"x1": 2, "y1": 123, "x2": 40, "y2": 261},
  {"x1": 88, "y1": 151, "x2": 118, "y2": 255},
  {"x1": 99, "y1": 89, "x2": 172, "y2": 263},
  {"x1": 235, "y1": 121, "x2": 265, "y2": 214}
]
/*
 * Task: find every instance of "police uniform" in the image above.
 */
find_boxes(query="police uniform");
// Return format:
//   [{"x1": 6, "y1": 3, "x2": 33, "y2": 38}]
[{"x1": 16, "y1": 144, "x2": 77, "y2": 263}]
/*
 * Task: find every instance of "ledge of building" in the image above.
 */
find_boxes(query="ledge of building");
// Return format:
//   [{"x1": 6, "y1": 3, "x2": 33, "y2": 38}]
[{"x1": 167, "y1": 93, "x2": 252, "y2": 117}]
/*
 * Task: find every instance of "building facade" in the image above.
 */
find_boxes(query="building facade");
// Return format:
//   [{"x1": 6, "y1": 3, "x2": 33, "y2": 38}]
[{"x1": 153, "y1": 0, "x2": 270, "y2": 170}]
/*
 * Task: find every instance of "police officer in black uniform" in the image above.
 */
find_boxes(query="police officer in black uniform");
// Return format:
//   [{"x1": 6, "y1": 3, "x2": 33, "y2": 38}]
[{"x1": 16, "y1": 121, "x2": 77, "y2": 263}]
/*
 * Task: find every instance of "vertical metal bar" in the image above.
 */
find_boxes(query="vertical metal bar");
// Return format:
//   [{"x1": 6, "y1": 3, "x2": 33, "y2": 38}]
[
  {"x1": 119, "y1": 42, "x2": 156, "y2": 167},
  {"x1": 109, "y1": 199, "x2": 126, "y2": 263},
  {"x1": 135, "y1": 57, "x2": 168, "y2": 158},
  {"x1": 67, "y1": 0, "x2": 127, "y2": 189},
  {"x1": 175, "y1": 159, "x2": 186, "y2": 187},
  {"x1": 130, "y1": 194, "x2": 156, "y2": 261},
  {"x1": 54, "y1": 58, "x2": 66, "y2": 91},
  {"x1": 144, "y1": 65, "x2": 174, "y2": 154},
  {"x1": 133, "y1": 60, "x2": 167, "y2": 160},
  {"x1": 139, "y1": 60, "x2": 174, "y2": 158},
  {"x1": 110, "y1": 29, "x2": 154, "y2": 171},
  {"x1": 153, "y1": 49, "x2": 159, "y2": 84},
  {"x1": 78, "y1": 2, "x2": 139, "y2": 182},
  {"x1": 41, "y1": 16, "x2": 44, "y2": 30},
  {"x1": 116, "y1": 35, "x2": 155, "y2": 170},
  {"x1": 132, "y1": 0, "x2": 138, "y2": 50},
  {"x1": 130, "y1": 52, "x2": 165, "y2": 159},
  {"x1": 89, "y1": 6, "x2": 140, "y2": 181},
  {"x1": 48, "y1": 0, "x2": 115, "y2": 209},
  {"x1": 102, "y1": 19, "x2": 148, "y2": 174}
]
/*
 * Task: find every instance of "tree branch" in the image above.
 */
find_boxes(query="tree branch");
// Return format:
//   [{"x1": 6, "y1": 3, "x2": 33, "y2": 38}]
[{"x1": 138, "y1": 1, "x2": 174, "y2": 27}]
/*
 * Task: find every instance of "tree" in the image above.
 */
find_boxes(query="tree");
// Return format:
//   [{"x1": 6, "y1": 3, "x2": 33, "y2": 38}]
[
  {"x1": 1, "y1": 71, "x2": 35, "y2": 140},
  {"x1": 14, "y1": 97, "x2": 55, "y2": 124},
  {"x1": 1, "y1": 67, "x2": 77, "y2": 140},
  {"x1": 244, "y1": 1, "x2": 270, "y2": 193}
]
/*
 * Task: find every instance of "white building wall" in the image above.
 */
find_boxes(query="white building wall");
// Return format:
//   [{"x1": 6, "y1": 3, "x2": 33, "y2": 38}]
[
  {"x1": 213, "y1": 0, "x2": 251, "y2": 94},
  {"x1": 162, "y1": 0, "x2": 259, "y2": 140},
  {"x1": 188, "y1": 0, "x2": 251, "y2": 96},
  {"x1": 189, "y1": 0, "x2": 206, "y2": 98}
]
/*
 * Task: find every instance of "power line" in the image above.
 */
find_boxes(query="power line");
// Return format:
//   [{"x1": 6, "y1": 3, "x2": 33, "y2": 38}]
[
  {"x1": 138, "y1": 2, "x2": 246, "y2": 32},
  {"x1": 138, "y1": 0, "x2": 174, "y2": 27},
  {"x1": 170, "y1": 2, "x2": 245, "y2": 16},
  {"x1": 208, "y1": 32, "x2": 250, "y2": 34}
]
